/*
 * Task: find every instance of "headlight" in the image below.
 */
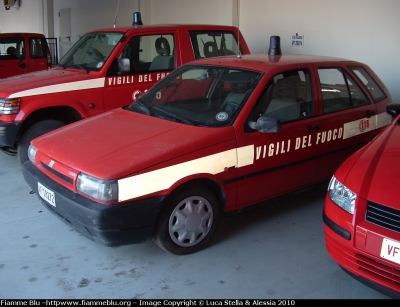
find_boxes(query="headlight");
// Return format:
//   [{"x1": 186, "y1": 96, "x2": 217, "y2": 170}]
[
  {"x1": 0, "y1": 98, "x2": 20, "y2": 115},
  {"x1": 28, "y1": 144, "x2": 38, "y2": 163},
  {"x1": 77, "y1": 173, "x2": 118, "y2": 202},
  {"x1": 328, "y1": 176, "x2": 356, "y2": 214}
]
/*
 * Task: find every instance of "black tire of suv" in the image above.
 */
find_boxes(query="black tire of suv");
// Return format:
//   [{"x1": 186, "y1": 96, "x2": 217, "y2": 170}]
[{"x1": 18, "y1": 120, "x2": 66, "y2": 165}]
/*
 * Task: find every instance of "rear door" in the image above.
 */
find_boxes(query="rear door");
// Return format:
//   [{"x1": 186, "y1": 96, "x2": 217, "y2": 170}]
[
  {"x1": 27, "y1": 35, "x2": 50, "y2": 73},
  {"x1": 312, "y1": 64, "x2": 387, "y2": 181}
]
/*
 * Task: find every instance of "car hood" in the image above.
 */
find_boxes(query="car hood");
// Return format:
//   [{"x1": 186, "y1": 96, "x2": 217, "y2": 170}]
[
  {"x1": 32, "y1": 108, "x2": 236, "y2": 179},
  {"x1": 344, "y1": 122, "x2": 400, "y2": 208},
  {"x1": 0, "y1": 67, "x2": 101, "y2": 97}
]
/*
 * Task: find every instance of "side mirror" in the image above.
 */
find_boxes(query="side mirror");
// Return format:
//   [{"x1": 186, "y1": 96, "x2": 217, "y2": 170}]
[
  {"x1": 248, "y1": 116, "x2": 281, "y2": 133},
  {"x1": 118, "y1": 58, "x2": 131, "y2": 73},
  {"x1": 386, "y1": 103, "x2": 400, "y2": 118}
]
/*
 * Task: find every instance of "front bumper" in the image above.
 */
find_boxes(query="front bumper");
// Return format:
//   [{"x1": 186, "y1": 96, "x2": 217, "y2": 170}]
[
  {"x1": 323, "y1": 207, "x2": 400, "y2": 298},
  {"x1": 23, "y1": 161, "x2": 165, "y2": 246},
  {"x1": 0, "y1": 121, "x2": 21, "y2": 147}
]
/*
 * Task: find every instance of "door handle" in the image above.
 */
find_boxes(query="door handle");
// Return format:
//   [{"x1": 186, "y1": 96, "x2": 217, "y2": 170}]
[
  {"x1": 366, "y1": 110, "x2": 376, "y2": 118},
  {"x1": 307, "y1": 124, "x2": 321, "y2": 132},
  {"x1": 66, "y1": 36, "x2": 71, "y2": 41}
]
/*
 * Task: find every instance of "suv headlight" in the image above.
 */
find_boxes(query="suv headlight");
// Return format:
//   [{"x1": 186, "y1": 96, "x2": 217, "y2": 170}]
[
  {"x1": 328, "y1": 176, "x2": 356, "y2": 214},
  {"x1": 77, "y1": 173, "x2": 118, "y2": 202},
  {"x1": 0, "y1": 98, "x2": 20, "y2": 115}
]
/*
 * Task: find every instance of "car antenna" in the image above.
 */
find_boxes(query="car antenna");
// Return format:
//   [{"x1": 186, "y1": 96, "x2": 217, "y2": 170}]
[
  {"x1": 113, "y1": 0, "x2": 121, "y2": 28},
  {"x1": 236, "y1": 0, "x2": 241, "y2": 58}
]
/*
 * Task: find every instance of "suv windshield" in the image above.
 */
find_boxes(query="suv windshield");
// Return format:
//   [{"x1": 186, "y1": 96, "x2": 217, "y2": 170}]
[
  {"x1": 127, "y1": 65, "x2": 262, "y2": 127},
  {"x1": 59, "y1": 32, "x2": 124, "y2": 71}
]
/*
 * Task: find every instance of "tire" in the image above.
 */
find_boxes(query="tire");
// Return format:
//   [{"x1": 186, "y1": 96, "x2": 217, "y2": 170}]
[
  {"x1": 18, "y1": 120, "x2": 66, "y2": 165},
  {"x1": 153, "y1": 185, "x2": 220, "y2": 255}
]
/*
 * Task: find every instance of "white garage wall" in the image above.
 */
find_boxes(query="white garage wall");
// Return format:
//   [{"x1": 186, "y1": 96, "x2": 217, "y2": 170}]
[
  {"x1": 239, "y1": 0, "x2": 400, "y2": 103},
  {"x1": 0, "y1": 0, "x2": 399, "y2": 103}
]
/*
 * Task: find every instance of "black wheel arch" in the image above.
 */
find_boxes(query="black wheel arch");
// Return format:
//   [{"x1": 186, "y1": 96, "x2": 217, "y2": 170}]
[
  {"x1": 15, "y1": 106, "x2": 83, "y2": 143},
  {"x1": 162, "y1": 178, "x2": 226, "y2": 213}
]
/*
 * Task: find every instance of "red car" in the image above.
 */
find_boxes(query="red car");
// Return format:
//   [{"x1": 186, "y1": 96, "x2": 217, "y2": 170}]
[
  {"x1": 323, "y1": 103, "x2": 400, "y2": 298},
  {"x1": 23, "y1": 48, "x2": 393, "y2": 255}
]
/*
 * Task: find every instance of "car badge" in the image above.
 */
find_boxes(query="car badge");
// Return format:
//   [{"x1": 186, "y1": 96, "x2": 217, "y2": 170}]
[{"x1": 48, "y1": 160, "x2": 55, "y2": 168}]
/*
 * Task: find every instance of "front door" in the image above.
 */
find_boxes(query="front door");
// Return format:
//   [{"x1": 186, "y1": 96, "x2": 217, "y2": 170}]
[
  {"x1": 104, "y1": 32, "x2": 176, "y2": 111},
  {"x1": 235, "y1": 67, "x2": 320, "y2": 209}
]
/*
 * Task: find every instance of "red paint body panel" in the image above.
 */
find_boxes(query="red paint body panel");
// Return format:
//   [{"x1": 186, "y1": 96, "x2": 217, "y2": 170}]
[
  {"x1": 324, "y1": 114, "x2": 400, "y2": 297},
  {"x1": 34, "y1": 108, "x2": 237, "y2": 180}
]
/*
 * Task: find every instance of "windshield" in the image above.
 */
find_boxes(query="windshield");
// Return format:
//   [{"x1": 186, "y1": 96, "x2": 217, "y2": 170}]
[
  {"x1": 59, "y1": 32, "x2": 124, "y2": 71},
  {"x1": 126, "y1": 65, "x2": 262, "y2": 127}
]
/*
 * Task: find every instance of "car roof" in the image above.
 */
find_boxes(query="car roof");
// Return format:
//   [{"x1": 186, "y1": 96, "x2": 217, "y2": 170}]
[
  {"x1": 90, "y1": 24, "x2": 239, "y2": 33},
  {"x1": 0, "y1": 33, "x2": 45, "y2": 37},
  {"x1": 185, "y1": 54, "x2": 362, "y2": 72}
]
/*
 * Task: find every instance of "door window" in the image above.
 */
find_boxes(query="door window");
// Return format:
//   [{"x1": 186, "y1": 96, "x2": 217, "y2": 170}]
[
  {"x1": 251, "y1": 69, "x2": 313, "y2": 124},
  {"x1": 29, "y1": 37, "x2": 48, "y2": 59},
  {"x1": 349, "y1": 66, "x2": 387, "y2": 102},
  {"x1": 318, "y1": 68, "x2": 370, "y2": 114},
  {"x1": 189, "y1": 31, "x2": 240, "y2": 59},
  {"x1": 0, "y1": 37, "x2": 25, "y2": 59},
  {"x1": 118, "y1": 34, "x2": 175, "y2": 73}
]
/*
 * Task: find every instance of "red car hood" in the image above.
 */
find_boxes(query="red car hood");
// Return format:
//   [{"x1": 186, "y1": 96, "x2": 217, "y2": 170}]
[
  {"x1": 0, "y1": 67, "x2": 102, "y2": 97},
  {"x1": 32, "y1": 108, "x2": 236, "y2": 179},
  {"x1": 344, "y1": 122, "x2": 400, "y2": 208}
]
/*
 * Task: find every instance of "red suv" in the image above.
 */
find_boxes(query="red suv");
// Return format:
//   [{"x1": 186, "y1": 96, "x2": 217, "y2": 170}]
[{"x1": 0, "y1": 33, "x2": 51, "y2": 78}]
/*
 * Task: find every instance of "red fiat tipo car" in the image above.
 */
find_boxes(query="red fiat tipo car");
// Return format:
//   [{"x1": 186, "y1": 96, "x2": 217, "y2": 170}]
[{"x1": 23, "y1": 50, "x2": 393, "y2": 255}]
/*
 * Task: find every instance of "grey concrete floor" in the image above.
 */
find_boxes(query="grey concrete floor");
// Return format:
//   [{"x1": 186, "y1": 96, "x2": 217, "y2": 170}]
[{"x1": 0, "y1": 151, "x2": 390, "y2": 299}]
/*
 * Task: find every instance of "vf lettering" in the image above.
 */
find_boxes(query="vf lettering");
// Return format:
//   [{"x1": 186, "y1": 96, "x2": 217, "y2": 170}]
[
  {"x1": 316, "y1": 128, "x2": 343, "y2": 144},
  {"x1": 107, "y1": 75, "x2": 135, "y2": 85},
  {"x1": 255, "y1": 140, "x2": 291, "y2": 159},
  {"x1": 295, "y1": 135, "x2": 312, "y2": 150},
  {"x1": 157, "y1": 72, "x2": 169, "y2": 81},
  {"x1": 387, "y1": 245, "x2": 400, "y2": 257}
]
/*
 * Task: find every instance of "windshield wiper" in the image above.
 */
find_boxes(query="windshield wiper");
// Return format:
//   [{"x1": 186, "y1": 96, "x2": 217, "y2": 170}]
[
  {"x1": 57, "y1": 63, "x2": 66, "y2": 69},
  {"x1": 69, "y1": 64, "x2": 89, "y2": 73},
  {"x1": 151, "y1": 105, "x2": 194, "y2": 125},
  {"x1": 128, "y1": 99, "x2": 152, "y2": 115}
]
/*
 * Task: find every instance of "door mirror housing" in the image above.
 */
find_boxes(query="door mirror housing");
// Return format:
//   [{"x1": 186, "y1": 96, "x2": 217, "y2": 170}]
[{"x1": 248, "y1": 116, "x2": 281, "y2": 133}]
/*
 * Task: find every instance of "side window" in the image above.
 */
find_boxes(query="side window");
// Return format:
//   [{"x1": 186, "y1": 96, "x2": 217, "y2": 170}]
[
  {"x1": 0, "y1": 37, "x2": 24, "y2": 59},
  {"x1": 318, "y1": 68, "x2": 370, "y2": 114},
  {"x1": 349, "y1": 66, "x2": 387, "y2": 102},
  {"x1": 29, "y1": 37, "x2": 47, "y2": 59},
  {"x1": 252, "y1": 69, "x2": 313, "y2": 124},
  {"x1": 120, "y1": 34, "x2": 175, "y2": 73},
  {"x1": 189, "y1": 31, "x2": 240, "y2": 59}
]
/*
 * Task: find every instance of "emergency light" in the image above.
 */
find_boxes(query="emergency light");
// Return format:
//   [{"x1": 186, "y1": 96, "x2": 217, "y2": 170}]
[
  {"x1": 268, "y1": 36, "x2": 282, "y2": 56},
  {"x1": 132, "y1": 12, "x2": 143, "y2": 25}
]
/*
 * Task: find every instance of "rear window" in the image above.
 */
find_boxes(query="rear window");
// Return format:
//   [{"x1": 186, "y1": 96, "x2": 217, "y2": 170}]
[
  {"x1": 189, "y1": 31, "x2": 240, "y2": 59},
  {"x1": 349, "y1": 66, "x2": 387, "y2": 102},
  {"x1": 0, "y1": 37, "x2": 25, "y2": 60}
]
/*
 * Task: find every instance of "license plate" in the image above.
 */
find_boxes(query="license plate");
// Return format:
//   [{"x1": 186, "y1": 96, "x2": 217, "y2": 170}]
[
  {"x1": 380, "y1": 238, "x2": 400, "y2": 265},
  {"x1": 38, "y1": 182, "x2": 56, "y2": 207}
]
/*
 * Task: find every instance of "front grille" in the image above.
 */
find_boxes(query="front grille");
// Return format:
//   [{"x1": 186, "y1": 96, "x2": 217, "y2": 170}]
[
  {"x1": 41, "y1": 162, "x2": 73, "y2": 184},
  {"x1": 355, "y1": 253, "x2": 400, "y2": 287},
  {"x1": 366, "y1": 201, "x2": 400, "y2": 233}
]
